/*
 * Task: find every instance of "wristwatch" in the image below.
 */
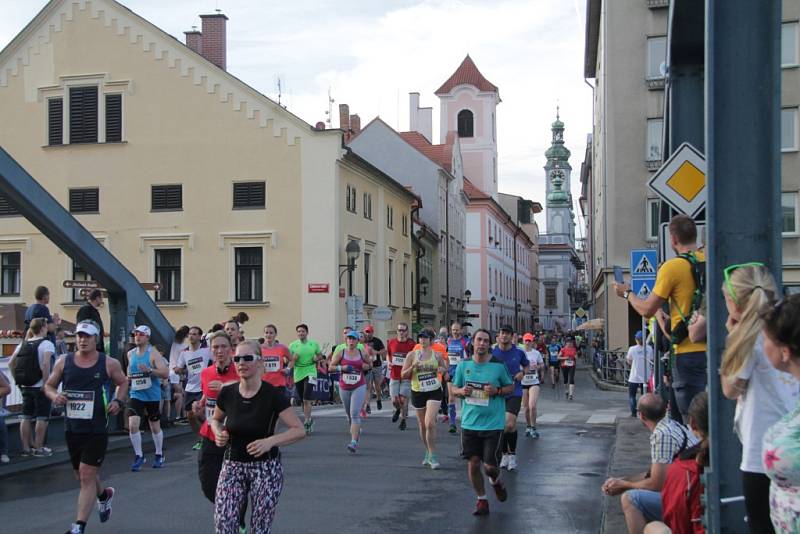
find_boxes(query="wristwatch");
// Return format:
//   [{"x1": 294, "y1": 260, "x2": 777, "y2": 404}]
[{"x1": 623, "y1": 289, "x2": 631, "y2": 300}]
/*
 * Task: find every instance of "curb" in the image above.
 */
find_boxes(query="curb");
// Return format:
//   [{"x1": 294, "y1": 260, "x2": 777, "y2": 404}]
[{"x1": 589, "y1": 369, "x2": 629, "y2": 393}]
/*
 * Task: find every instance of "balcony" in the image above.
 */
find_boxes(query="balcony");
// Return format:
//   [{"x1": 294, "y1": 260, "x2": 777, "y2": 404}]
[
  {"x1": 645, "y1": 76, "x2": 666, "y2": 90},
  {"x1": 646, "y1": 0, "x2": 669, "y2": 8},
  {"x1": 645, "y1": 159, "x2": 662, "y2": 171}
]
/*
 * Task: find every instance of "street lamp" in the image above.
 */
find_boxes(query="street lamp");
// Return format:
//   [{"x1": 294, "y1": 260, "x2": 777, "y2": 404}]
[
  {"x1": 338, "y1": 239, "x2": 361, "y2": 296},
  {"x1": 490, "y1": 296, "x2": 496, "y2": 307},
  {"x1": 419, "y1": 276, "x2": 429, "y2": 296}
]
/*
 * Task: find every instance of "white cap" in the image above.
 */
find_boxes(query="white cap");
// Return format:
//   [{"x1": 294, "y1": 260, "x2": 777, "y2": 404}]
[
  {"x1": 133, "y1": 325, "x2": 151, "y2": 337},
  {"x1": 75, "y1": 322, "x2": 99, "y2": 337}
]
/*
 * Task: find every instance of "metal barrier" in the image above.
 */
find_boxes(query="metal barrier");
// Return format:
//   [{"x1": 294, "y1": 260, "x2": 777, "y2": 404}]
[
  {"x1": 0, "y1": 357, "x2": 22, "y2": 409},
  {"x1": 593, "y1": 349, "x2": 630, "y2": 386}
]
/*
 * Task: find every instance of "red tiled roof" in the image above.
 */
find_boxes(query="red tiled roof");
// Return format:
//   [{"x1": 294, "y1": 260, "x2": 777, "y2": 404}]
[
  {"x1": 462, "y1": 178, "x2": 490, "y2": 200},
  {"x1": 399, "y1": 131, "x2": 452, "y2": 172},
  {"x1": 435, "y1": 55, "x2": 498, "y2": 95}
]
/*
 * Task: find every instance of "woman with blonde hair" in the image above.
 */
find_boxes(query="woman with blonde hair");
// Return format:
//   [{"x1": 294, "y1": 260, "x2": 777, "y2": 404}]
[{"x1": 719, "y1": 263, "x2": 799, "y2": 533}]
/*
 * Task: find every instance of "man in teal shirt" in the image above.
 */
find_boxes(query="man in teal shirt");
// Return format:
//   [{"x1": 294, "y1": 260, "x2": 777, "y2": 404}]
[
  {"x1": 289, "y1": 323, "x2": 323, "y2": 434},
  {"x1": 452, "y1": 328, "x2": 514, "y2": 516}
]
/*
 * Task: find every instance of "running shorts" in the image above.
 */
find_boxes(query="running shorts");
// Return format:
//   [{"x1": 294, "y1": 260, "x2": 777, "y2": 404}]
[
  {"x1": 460, "y1": 429, "x2": 503, "y2": 466},
  {"x1": 505, "y1": 396, "x2": 522, "y2": 416},
  {"x1": 127, "y1": 398, "x2": 161, "y2": 421},
  {"x1": 410, "y1": 388, "x2": 444, "y2": 409},
  {"x1": 66, "y1": 432, "x2": 109, "y2": 470},
  {"x1": 184, "y1": 391, "x2": 202, "y2": 411},
  {"x1": 389, "y1": 379, "x2": 411, "y2": 399}
]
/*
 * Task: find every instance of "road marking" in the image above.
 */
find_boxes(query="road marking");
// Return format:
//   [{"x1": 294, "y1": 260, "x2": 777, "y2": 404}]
[
  {"x1": 586, "y1": 413, "x2": 618, "y2": 425},
  {"x1": 537, "y1": 413, "x2": 568, "y2": 423}
]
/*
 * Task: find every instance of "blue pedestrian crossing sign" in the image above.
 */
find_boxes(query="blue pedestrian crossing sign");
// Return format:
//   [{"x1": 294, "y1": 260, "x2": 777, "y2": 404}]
[
  {"x1": 630, "y1": 249, "x2": 657, "y2": 278},
  {"x1": 631, "y1": 278, "x2": 655, "y2": 299}
]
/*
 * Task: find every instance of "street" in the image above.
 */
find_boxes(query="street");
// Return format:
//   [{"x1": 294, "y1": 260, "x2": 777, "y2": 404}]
[{"x1": 0, "y1": 369, "x2": 627, "y2": 533}]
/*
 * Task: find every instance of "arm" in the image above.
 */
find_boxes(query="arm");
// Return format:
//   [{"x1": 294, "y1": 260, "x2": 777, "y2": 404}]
[
  {"x1": 246, "y1": 406, "x2": 306, "y2": 458},
  {"x1": 174, "y1": 353, "x2": 187, "y2": 376},
  {"x1": 689, "y1": 313, "x2": 707, "y2": 343},
  {"x1": 0, "y1": 373, "x2": 10, "y2": 399},
  {"x1": 614, "y1": 281, "x2": 667, "y2": 318},
  {"x1": 400, "y1": 352, "x2": 416, "y2": 380},
  {"x1": 149, "y1": 350, "x2": 169, "y2": 380},
  {"x1": 43, "y1": 356, "x2": 67, "y2": 405},
  {"x1": 721, "y1": 375, "x2": 748, "y2": 400},
  {"x1": 41, "y1": 347, "x2": 53, "y2": 381},
  {"x1": 106, "y1": 358, "x2": 129, "y2": 415},
  {"x1": 210, "y1": 404, "x2": 229, "y2": 447},
  {"x1": 606, "y1": 463, "x2": 668, "y2": 494}
]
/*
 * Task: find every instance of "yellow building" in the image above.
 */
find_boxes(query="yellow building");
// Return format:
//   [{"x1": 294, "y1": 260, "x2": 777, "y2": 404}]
[{"x1": 0, "y1": 0, "x2": 413, "y2": 345}]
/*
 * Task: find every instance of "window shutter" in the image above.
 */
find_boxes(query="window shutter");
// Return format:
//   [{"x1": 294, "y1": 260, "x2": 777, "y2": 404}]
[
  {"x1": 69, "y1": 87, "x2": 98, "y2": 144},
  {"x1": 69, "y1": 188, "x2": 99, "y2": 213},
  {"x1": 233, "y1": 182, "x2": 266, "y2": 208},
  {"x1": 105, "y1": 94, "x2": 122, "y2": 142},
  {"x1": 48, "y1": 98, "x2": 63, "y2": 146},
  {"x1": 0, "y1": 193, "x2": 20, "y2": 216},
  {"x1": 152, "y1": 185, "x2": 182, "y2": 211}
]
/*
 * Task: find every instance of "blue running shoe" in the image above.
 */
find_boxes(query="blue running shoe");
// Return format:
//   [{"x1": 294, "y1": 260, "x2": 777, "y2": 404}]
[
  {"x1": 97, "y1": 487, "x2": 114, "y2": 523},
  {"x1": 152, "y1": 454, "x2": 165, "y2": 468},
  {"x1": 131, "y1": 455, "x2": 146, "y2": 472}
]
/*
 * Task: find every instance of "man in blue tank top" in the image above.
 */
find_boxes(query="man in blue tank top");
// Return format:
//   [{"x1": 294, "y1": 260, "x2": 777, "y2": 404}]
[
  {"x1": 45, "y1": 321, "x2": 128, "y2": 534},
  {"x1": 126, "y1": 325, "x2": 169, "y2": 471}
]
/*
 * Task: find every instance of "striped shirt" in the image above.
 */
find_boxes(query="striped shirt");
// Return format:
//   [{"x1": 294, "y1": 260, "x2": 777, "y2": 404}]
[{"x1": 650, "y1": 417, "x2": 696, "y2": 464}]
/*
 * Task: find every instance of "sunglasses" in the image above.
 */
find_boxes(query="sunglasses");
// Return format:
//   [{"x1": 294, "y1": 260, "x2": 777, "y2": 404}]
[
  {"x1": 397, "y1": 328, "x2": 408, "y2": 332},
  {"x1": 723, "y1": 262, "x2": 765, "y2": 304},
  {"x1": 233, "y1": 354, "x2": 259, "y2": 363}
]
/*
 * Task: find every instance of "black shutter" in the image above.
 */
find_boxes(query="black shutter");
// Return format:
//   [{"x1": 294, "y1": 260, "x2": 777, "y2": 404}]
[
  {"x1": 152, "y1": 185, "x2": 182, "y2": 211},
  {"x1": 105, "y1": 94, "x2": 122, "y2": 142},
  {"x1": 48, "y1": 98, "x2": 63, "y2": 146},
  {"x1": 69, "y1": 188, "x2": 99, "y2": 213},
  {"x1": 0, "y1": 193, "x2": 20, "y2": 216},
  {"x1": 233, "y1": 182, "x2": 266, "y2": 208},
  {"x1": 69, "y1": 87, "x2": 98, "y2": 144}
]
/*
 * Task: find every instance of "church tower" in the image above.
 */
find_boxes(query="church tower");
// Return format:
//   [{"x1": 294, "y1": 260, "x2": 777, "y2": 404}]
[
  {"x1": 435, "y1": 55, "x2": 500, "y2": 198},
  {"x1": 544, "y1": 109, "x2": 575, "y2": 246}
]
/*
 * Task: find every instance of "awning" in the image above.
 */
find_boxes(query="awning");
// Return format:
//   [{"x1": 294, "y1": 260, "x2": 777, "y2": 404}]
[{"x1": 575, "y1": 318, "x2": 605, "y2": 331}]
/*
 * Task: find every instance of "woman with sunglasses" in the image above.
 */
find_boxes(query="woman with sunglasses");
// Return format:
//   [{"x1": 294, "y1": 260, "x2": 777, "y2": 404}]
[
  {"x1": 720, "y1": 264, "x2": 799, "y2": 534},
  {"x1": 761, "y1": 295, "x2": 800, "y2": 532},
  {"x1": 402, "y1": 329, "x2": 447, "y2": 469},
  {"x1": 210, "y1": 340, "x2": 305, "y2": 534},
  {"x1": 329, "y1": 330, "x2": 372, "y2": 452}
]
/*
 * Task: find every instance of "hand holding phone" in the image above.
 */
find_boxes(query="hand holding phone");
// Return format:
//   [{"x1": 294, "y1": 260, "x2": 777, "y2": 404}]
[{"x1": 613, "y1": 265, "x2": 624, "y2": 284}]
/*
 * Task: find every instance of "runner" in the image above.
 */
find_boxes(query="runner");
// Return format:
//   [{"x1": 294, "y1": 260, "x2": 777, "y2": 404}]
[
  {"x1": 362, "y1": 325, "x2": 386, "y2": 415},
  {"x1": 43, "y1": 321, "x2": 128, "y2": 534},
  {"x1": 401, "y1": 329, "x2": 447, "y2": 469},
  {"x1": 451, "y1": 328, "x2": 514, "y2": 516},
  {"x1": 260, "y1": 324, "x2": 292, "y2": 398},
  {"x1": 126, "y1": 325, "x2": 169, "y2": 471},
  {"x1": 329, "y1": 330, "x2": 371, "y2": 452},
  {"x1": 175, "y1": 326, "x2": 212, "y2": 450},
  {"x1": 387, "y1": 322, "x2": 415, "y2": 430},
  {"x1": 211, "y1": 340, "x2": 305, "y2": 533},
  {"x1": 547, "y1": 336, "x2": 562, "y2": 388},
  {"x1": 521, "y1": 333, "x2": 545, "y2": 438},
  {"x1": 288, "y1": 324, "x2": 324, "y2": 435},
  {"x1": 224, "y1": 320, "x2": 243, "y2": 346},
  {"x1": 559, "y1": 338, "x2": 579, "y2": 401},
  {"x1": 445, "y1": 321, "x2": 471, "y2": 434},
  {"x1": 491, "y1": 325, "x2": 530, "y2": 471}
]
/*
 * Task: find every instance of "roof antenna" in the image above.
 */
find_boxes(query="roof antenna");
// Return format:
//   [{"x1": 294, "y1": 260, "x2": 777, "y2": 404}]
[
  {"x1": 324, "y1": 87, "x2": 335, "y2": 128},
  {"x1": 276, "y1": 77, "x2": 283, "y2": 106}
]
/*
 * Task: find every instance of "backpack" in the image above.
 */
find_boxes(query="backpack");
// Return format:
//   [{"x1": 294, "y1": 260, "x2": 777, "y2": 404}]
[
  {"x1": 12, "y1": 338, "x2": 46, "y2": 386},
  {"x1": 670, "y1": 252, "x2": 706, "y2": 346}
]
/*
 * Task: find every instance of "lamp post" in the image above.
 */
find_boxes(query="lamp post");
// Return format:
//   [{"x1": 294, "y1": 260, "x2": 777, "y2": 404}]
[
  {"x1": 338, "y1": 239, "x2": 361, "y2": 296},
  {"x1": 464, "y1": 289, "x2": 471, "y2": 304},
  {"x1": 490, "y1": 296, "x2": 496, "y2": 332},
  {"x1": 415, "y1": 276, "x2": 429, "y2": 326}
]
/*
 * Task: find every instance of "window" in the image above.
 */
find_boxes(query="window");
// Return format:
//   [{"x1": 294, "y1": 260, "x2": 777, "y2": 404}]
[
  {"x1": 646, "y1": 118, "x2": 663, "y2": 161},
  {"x1": 783, "y1": 192, "x2": 798, "y2": 235},
  {"x1": 545, "y1": 284, "x2": 557, "y2": 308},
  {"x1": 457, "y1": 109, "x2": 474, "y2": 138},
  {"x1": 345, "y1": 184, "x2": 357, "y2": 213},
  {"x1": 48, "y1": 98, "x2": 63, "y2": 146},
  {"x1": 234, "y1": 247, "x2": 263, "y2": 302},
  {"x1": 105, "y1": 94, "x2": 122, "y2": 143},
  {"x1": 70, "y1": 261, "x2": 93, "y2": 302},
  {"x1": 363, "y1": 192, "x2": 372, "y2": 219},
  {"x1": 386, "y1": 205, "x2": 394, "y2": 229},
  {"x1": 403, "y1": 263, "x2": 408, "y2": 307},
  {"x1": 1, "y1": 252, "x2": 20, "y2": 296},
  {"x1": 402, "y1": 214, "x2": 409, "y2": 236},
  {"x1": 646, "y1": 36, "x2": 667, "y2": 79},
  {"x1": 782, "y1": 108, "x2": 798, "y2": 151},
  {"x1": 646, "y1": 198, "x2": 660, "y2": 241},
  {"x1": 69, "y1": 86, "x2": 98, "y2": 144},
  {"x1": 152, "y1": 185, "x2": 182, "y2": 211},
  {"x1": 155, "y1": 249, "x2": 181, "y2": 302},
  {"x1": 363, "y1": 252, "x2": 371, "y2": 303},
  {"x1": 69, "y1": 188, "x2": 99, "y2": 213},
  {"x1": 388, "y1": 259, "x2": 394, "y2": 306},
  {"x1": 782, "y1": 22, "x2": 799, "y2": 67},
  {"x1": 233, "y1": 181, "x2": 266, "y2": 209},
  {"x1": 0, "y1": 192, "x2": 20, "y2": 217}
]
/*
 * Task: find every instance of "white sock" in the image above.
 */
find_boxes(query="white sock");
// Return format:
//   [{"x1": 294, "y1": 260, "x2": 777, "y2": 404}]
[
  {"x1": 130, "y1": 432, "x2": 142, "y2": 457},
  {"x1": 153, "y1": 431, "x2": 164, "y2": 455},
  {"x1": 489, "y1": 477, "x2": 499, "y2": 486},
  {"x1": 477, "y1": 495, "x2": 487, "y2": 501}
]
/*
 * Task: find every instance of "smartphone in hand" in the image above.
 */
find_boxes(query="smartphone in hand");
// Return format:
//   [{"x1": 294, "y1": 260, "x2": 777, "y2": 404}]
[{"x1": 613, "y1": 265, "x2": 624, "y2": 284}]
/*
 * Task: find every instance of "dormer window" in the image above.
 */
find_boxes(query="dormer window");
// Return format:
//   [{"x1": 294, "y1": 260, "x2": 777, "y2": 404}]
[{"x1": 457, "y1": 109, "x2": 474, "y2": 138}]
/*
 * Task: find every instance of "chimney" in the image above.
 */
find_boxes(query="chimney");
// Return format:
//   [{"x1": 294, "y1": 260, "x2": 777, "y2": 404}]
[
  {"x1": 350, "y1": 114, "x2": 361, "y2": 135},
  {"x1": 199, "y1": 12, "x2": 228, "y2": 70},
  {"x1": 184, "y1": 28, "x2": 202, "y2": 55},
  {"x1": 409, "y1": 92, "x2": 433, "y2": 143},
  {"x1": 339, "y1": 104, "x2": 350, "y2": 131}
]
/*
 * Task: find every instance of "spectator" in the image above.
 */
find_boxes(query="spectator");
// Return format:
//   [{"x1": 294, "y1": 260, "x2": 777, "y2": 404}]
[
  {"x1": 644, "y1": 392, "x2": 709, "y2": 534},
  {"x1": 626, "y1": 331, "x2": 654, "y2": 418},
  {"x1": 24, "y1": 285, "x2": 60, "y2": 342},
  {"x1": 720, "y1": 264, "x2": 798, "y2": 534},
  {"x1": 76, "y1": 289, "x2": 105, "y2": 352},
  {"x1": 54, "y1": 327, "x2": 68, "y2": 356},
  {"x1": 601, "y1": 393, "x2": 697, "y2": 534},
  {"x1": 167, "y1": 326, "x2": 189, "y2": 425},
  {"x1": 761, "y1": 294, "x2": 800, "y2": 532},
  {"x1": 615, "y1": 215, "x2": 706, "y2": 420},
  {"x1": 0, "y1": 370, "x2": 10, "y2": 463}
]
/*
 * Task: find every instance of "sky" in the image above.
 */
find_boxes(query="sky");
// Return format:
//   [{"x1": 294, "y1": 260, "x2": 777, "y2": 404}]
[{"x1": 0, "y1": 0, "x2": 592, "y2": 234}]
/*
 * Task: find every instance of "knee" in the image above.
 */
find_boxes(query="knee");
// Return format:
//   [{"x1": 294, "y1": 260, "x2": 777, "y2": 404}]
[{"x1": 77, "y1": 465, "x2": 97, "y2": 486}]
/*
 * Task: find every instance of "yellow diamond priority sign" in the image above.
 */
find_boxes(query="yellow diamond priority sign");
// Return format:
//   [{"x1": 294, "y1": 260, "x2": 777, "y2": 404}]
[{"x1": 648, "y1": 142, "x2": 706, "y2": 217}]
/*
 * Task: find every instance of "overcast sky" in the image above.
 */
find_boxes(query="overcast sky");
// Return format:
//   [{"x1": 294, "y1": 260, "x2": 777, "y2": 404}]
[{"x1": 0, "y1": 0, "x2": 591, "y2": 235}]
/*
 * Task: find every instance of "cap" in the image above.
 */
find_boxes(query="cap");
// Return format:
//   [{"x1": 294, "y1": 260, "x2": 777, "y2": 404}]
[
  {"x1": 499, "y1": 324, "x2": 515, "y2": 333},
  {"x1": 345, "y1": 330, "x2": 360, "y2": 339},
  {"x1": 364, "y1": 325, "x2": 374, "y2": 334},
  {"x1": 634, "y1": 330, "x2": 643, "y2": 340},
  {"x1": 522, "y1": 333, "x2": 534, "y2": 342},
  {"x1": 417, "y1": 329, "x2": 435, "y2": 339},
  {"x1": 75, "y1": 322, "x2": 99, "y2": 337},
  {"x1": 133, "y1": 325, "x2": 151, "y2": 337}
]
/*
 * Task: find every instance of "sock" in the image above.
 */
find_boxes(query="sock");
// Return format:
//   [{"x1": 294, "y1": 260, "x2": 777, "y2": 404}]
[
  {"x1": 97, "y1": 489, "x2": 108, "y2": 501},
  {"x1": 477, "y1": 495, "x2": 487, "y2": 501},
  {"x1": 130, "y1": 432, "x2": 142, "y2": 457},
  {"x1": 448, "y1": 403, "x2": 457, "y2": 423},
  {"x1": 153, "y1": 431, "x2": 164, "y2": 455},
  {"x1": 507, "y1": 431, "x2": 518, "y2": 454},
  {"x1": 500, "y1": 432, "x2": 507, "y2": 454}
]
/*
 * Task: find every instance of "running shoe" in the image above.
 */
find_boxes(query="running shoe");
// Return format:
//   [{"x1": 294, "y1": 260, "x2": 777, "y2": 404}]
[
  {"x1": 392, "y1": 408, "x2": 400, "y2": 423},
  {"x1": 507, "y1": 454, "x2": 517, "y2": 471},
  {"x1": 152, "y1": 454, "x2": 165, "y2": 468},
  {"x1": 524, "y1": 426, "x2": 532, "y2": 438},
  {"x1": 440, "y1": 414, "x2": 449, "y2": 424},
  {"x1": 175, "y1": 418, "x2": 189, "y2": 426},
  {"x1": 192, "y1": 440, "x2": 202, "y2": 451},
  {"x1": 531, "y1": 428, "x2": 540, "y2": 439},
  {"x1": 399, "y1": 419, "x2": 407, "y2": 431},
  {"x1": 491, "y1": 479, "x2": 508, "y2": 502},
  {"x1": 303, "y1": 420, "x2": 311, "y2": 435},
  {"x1": 359, "y1": 408, "x2": 368, "y2": 420},
  {"x1": 422, "y1": 452, "x2": 431, "y2": 467},
  {"x1": 32, "y1": 447, "x2": 54, "y2": 457},
  {"x1": 1, "y1": 454, "x2": 9, "y2": 464},
  {"x1": 376, "y1": 398, "x2": 382, "y2": 410},
  {"x1": 449, "y1": 424, "x2": 458, "y2": 434},
  {"x1": 347, "y1": 440, "x2": 358, "y2": 453},
  {"x1": 238, "y1": 526, "x2": 247, "y2": 534},
  {"x1": 97, "y1": 487, "x2": 114, "y2": 523},
  {"x1": 366, "y1": 404, "x2": 371, "y2": 415},
  {"x1": 429, "y1": 455, "x2": 441, "y2": 470},
  {"x1": 131, "y1": 455, "x2": 146, "y2": 472},
  {"x1": 20, "y1": 449, "x2": 32, "y2": 458},
  {"x1": 472, "y1": 499, "x2": 490, "y2": 516},
  {"x1": 499, "y1": 453, "x2": 509, "y2": 470},
  {"x1": 65, "y1": 523, "x2": 84, "y2": 534}
]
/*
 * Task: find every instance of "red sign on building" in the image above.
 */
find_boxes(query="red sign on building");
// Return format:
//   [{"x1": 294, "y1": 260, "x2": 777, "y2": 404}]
[{"x1": 307, "y1": 283, "x2": 330, "y2": 294}]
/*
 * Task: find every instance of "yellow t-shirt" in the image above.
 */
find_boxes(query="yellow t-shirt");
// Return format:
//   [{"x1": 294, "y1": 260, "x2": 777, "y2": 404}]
[{"x1": 652, "y1": 251, "x2": 707, "y2": 355}]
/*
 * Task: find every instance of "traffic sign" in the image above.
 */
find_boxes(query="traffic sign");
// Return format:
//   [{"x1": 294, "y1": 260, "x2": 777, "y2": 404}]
[
  {"x1": 630, "y1": 249, "x2": 657, "y2": 278},
  {"x1": 631, "y1": 278, "x2": 655, "y2": 300},
  {"x1": 371, "y1": 306, "x2": 393, "y2": 321},
  {"x1": 307, "y1": 283, "x2": 330, "y2": 293},
  {"x1": 574, "y1": 307, "x2": 587, "y2": 318},
  {"x1": 659, "y1": 222, "x2": 706, "y2": 262},
  {"x1": 648, "y1": 142, "x2": 706, "y2": 218},
  {"x1": 141, "y1": 283, "x2": 162, "y2": 291}
]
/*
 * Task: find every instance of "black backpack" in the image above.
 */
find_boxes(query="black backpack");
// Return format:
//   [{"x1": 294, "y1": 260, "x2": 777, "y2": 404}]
[{"x1": 12, "y1": 338, "x2": 46, "y2": 386}]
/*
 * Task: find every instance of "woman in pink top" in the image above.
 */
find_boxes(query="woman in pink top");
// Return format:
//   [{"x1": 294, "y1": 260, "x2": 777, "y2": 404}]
[{"x1": 329, "y1": 330, "x2": 371, "y2": 452}]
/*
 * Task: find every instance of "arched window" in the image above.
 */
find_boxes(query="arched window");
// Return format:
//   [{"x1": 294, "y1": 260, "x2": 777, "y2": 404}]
[{"x1": 457, "y1": 109, "x2": 474, "y2": 138}]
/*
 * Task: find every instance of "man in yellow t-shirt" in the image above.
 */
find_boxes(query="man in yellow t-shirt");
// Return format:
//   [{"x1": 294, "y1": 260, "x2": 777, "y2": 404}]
[{"x1": 613, "y1": 215, "x2": 706, "y2": 419}]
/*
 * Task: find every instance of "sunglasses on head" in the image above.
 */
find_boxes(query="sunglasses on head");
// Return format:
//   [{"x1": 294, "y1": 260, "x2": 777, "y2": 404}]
[
  {"x1": 723, "y1": 262, "x2": 765, "y2": 304},
  {"x1": 233, "y1": 354, "x2": 259, "y2": 363}
]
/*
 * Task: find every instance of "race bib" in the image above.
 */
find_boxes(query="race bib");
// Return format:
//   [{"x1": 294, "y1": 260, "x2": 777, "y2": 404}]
[
  {"x1": 448, "y1": 353, "x2": 461, "y2": 366},
  {"x1": 66, "y1": 391, "x2": 95, "y2": 420},
  {"x1": 205, "y1": 398, "x2": 217, "y2": 421},
  {"x1": 464, "y1": 381, "x2": 489, "y2": 406},
  {"x1": 417, "y1": 372, "x2": 440, "y2": 392},
  {"x1": 564, "y1": 359, "x2": 575, "y2": 367},
  {"x1": 307, "y1": 376, "x2": 318, "y2": 386},
  {"x1": 187, "y1": 357, "x2": 204, "y2": 376},
  {"x1": 521, "y1": 372, "x2": 539, "y2": 386},
  {"x1": 263, "y1": 356, "x2": 280, "y2": 373},
  {"x1": 342, "y1": 372, "x2": 361, "y2": 386},
  {"x1": 391, "y1": 353, "x2": 406, "y2": 366},
  {"x1": 130, "y1": 373, "x2": 151, "y2": 391}
]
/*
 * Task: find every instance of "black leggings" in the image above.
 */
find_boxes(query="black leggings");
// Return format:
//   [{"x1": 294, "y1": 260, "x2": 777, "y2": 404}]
[
  {"x1": 561, "y1": 366, "x2": 575, "y2": 385},
  {"x1": 742, "y1": 471, "x2": 775, "y2": 534}
]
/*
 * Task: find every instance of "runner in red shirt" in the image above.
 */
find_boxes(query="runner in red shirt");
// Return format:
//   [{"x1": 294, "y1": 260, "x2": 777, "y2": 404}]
[
  {"x1": 260, "y1": 324, "x2": 292, "y2": 395},
  {"x1": 387, "y1": 322, "x2": 416, "y2": 430},
  {"x1": 558, "y1": 338, "x2": 578, "y2": 401}
]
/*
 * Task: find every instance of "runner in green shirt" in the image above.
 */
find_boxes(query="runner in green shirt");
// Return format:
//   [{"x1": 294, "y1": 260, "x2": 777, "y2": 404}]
[{"x1": 288, "y1": 324, "x2": 323, "y2": 435}]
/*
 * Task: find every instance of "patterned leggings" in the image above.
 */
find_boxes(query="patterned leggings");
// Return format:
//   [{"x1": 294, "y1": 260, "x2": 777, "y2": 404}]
[{"x1": 214, "y1": 457, "x2": 284, "y2": 534}]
